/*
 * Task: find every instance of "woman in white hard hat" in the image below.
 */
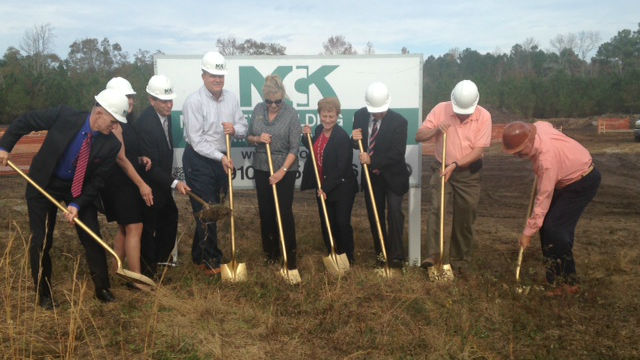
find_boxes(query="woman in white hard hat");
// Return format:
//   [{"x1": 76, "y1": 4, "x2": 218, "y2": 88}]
[
  {"x1": 101, "y1": 77, "x2": 153, "y2": 288},
  {"x1": 301, "y1": 97, "x2": 358, "y2": 264},
  {"x1": 246, "y1": 75, "x2": 301, "y2": 270}
]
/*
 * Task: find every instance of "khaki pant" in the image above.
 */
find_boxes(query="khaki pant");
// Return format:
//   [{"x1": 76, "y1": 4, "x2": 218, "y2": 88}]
[{"x1": 426, "y1": 163, "x2": 481, "y2": 263}]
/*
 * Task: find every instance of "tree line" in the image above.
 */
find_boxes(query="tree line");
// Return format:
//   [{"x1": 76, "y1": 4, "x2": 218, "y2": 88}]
[{"x1": 1, "y1": 24, "x2": 639, "y2": 125}]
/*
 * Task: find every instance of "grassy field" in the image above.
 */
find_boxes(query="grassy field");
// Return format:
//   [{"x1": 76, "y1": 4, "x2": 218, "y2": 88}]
[{"x1": 1, "y1": 125, "x2": 639, "y2": 359}]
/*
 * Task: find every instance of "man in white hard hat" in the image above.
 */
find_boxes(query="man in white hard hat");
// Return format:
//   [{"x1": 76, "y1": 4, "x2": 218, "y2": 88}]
[
  {"x1": 134, "y1": 74, "x2": 190, "y2": 278},
  {"x1": 0, "y1": 88, "x2": 129, "y2": 308},
  {"x1": 352, "y1": 81, "x2": 410, "y2": 269},
  {"x1": 415, "y1": 80, "x2": 492, "y2": 270},
  {"x1": 181, "y1": 51, "x2": 247, "y2": 275}
]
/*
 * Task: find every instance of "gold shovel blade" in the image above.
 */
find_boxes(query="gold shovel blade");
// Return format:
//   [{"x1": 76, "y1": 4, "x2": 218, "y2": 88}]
[
  {"x1": 116, "y1": 269, "x2": 156, "y2": 287},
  {"x1": 428, "y1": 264, "x2": 455, "y2": 282},
  {"x1": 278, "y1": 267, "x2": 301, "y2": 285},
  {"x1": 322, "y1": 253, "x2": 350, "y2": 276},
  {"x1": 221, "y1": 262, "x2": 247, "y2": 282},
  {"x1": 374, "y1": 266, "x2": 402, "y2": 278}
]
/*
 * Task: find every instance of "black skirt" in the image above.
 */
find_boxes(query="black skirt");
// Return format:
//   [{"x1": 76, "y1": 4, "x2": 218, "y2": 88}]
[{"x1": 101, "y1": 181, "x2": 144, "y2": 225}]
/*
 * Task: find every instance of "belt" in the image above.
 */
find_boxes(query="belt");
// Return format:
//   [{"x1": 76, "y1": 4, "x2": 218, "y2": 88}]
[
  {"x1": 581, "y1": 165, "x2": 594, "y2": 178},
  {"x1": 559, "y1": 164, "x2": 595, "y2": 189}
]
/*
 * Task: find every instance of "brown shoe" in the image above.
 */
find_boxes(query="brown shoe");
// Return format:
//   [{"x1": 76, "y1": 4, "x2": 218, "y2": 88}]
[
  {"x1": 420, "y1": 257, "x2": 436, "y2": 269},
  {"x1": 199, "y1": 264, "x2": 221, "y2": 276},
  {"x1": 545, "y1": 284, "x2": 580, "y2": 297}
]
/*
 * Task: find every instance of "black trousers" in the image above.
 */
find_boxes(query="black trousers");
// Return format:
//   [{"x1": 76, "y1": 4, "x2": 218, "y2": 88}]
[
  {"x1": 316, "y1": 190, "x2": 355, "y2": 262},
  {"x1": 140, "y1": 187, "x2": 178, "y2": 277},
  {"x1": 540, "y1": 168, "x2": 601, "y2": 284},
  {"x1": 363, "y1": 173, "x2": 405, "y2": 266},
  {"x1": 26, "y1": 178, "x2": 110, "y2": 297},
  {"x1": 183, "y1": 144, "x2": 225, "y2": 268},
  {"x1": 254, "y1": 170, "x2": 297, "y2": 269}
]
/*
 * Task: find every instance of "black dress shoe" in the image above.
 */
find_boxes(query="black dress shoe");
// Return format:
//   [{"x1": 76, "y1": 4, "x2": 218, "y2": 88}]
[
  {"x1": 38, "y1": 294, "x2": 55, "y2": 310},
  {"x1": 96, "y1": 289, "x2": 115, "y2": 303}
]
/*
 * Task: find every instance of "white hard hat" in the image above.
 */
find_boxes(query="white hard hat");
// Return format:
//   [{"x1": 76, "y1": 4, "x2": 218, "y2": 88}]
[
  {"x1": 364, "y1": 81, "x2": 391, "y2": 113},
  {"x1": 94, "y1": 88, "x2": 129, "y2": 123},
  {"x1": 201, "y1": 51, "x2": 227, "y2": 75},
  {"x1": 106, "y1": 77, "x2": 136, "y2": 95},
  {"x1": 146, "y1": 74, "x2": 176, "y2": 100},
  {"x1": 451, "y1": 80, "x2": 479, "y2": 115}
]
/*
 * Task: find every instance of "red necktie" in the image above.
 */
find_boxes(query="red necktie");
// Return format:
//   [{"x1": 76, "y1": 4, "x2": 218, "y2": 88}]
[{"x1": 71, "y1": 132, "x2": 92, "y2": 198}]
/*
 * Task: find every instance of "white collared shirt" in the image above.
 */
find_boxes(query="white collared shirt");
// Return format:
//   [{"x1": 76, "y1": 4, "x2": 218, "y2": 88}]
[{"x1": 182, "y1": 86, "x2": 248, "y2": 161}]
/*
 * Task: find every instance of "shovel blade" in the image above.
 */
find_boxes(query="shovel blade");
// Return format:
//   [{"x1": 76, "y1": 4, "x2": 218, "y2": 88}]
[
  {"x1": 278, "y1": 267, "x2": 301, "y2": 285},
  {"x1": 428, "y1": 264, "x2": 455, "y2": 282},
  {"x1": 374, "y1": 266, "x2": 402, "y2": 278},
  {"x1": 322, "y1": 253, "x2": 350, "y2": 276},
  {"x1": 221, "y1": 262, "x2": 247, "y2": 282},
  {"x1": 116, "y1": 268, "x2": 156, "y2": 287}
]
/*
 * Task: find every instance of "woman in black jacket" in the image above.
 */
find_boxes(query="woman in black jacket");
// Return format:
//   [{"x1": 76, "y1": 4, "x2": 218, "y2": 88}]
[{"x1": 301, "y1": 97, "x2": 357, "y2": 263}]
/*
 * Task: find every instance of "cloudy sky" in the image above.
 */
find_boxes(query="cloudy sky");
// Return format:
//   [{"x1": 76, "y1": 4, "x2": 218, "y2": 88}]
[{"x1": 0, "y1": 0, "x2": 638, "y2": 59}]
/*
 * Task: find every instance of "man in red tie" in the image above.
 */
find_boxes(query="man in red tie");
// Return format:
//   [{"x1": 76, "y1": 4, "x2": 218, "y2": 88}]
[{"x1": 0, "y1": 88, "x2": 129, "y2": 309}]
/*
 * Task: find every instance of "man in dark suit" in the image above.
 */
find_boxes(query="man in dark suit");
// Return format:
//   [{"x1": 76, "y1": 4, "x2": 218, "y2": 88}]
[
  {"x1": 0, "y1": 88, "x2": 130, "y2": 309},
  {"x1": 134, "y1": 75, "x2": 189, "y2": 278},
  {"x1": 351, "y1": 82, "x2": 410, "y2": 268}
]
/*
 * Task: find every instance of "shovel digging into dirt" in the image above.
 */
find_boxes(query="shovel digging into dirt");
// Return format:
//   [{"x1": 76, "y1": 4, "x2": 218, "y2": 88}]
[
  {"x1": 186, "y1": 190, "x2": 231, "y2": 223},
  {"x1": 357, "y1": 139, "x2": 401, "y2": 278},
  {"x1": 221, "y1": 134, "x2": 247, "y2": 282},
  {"x1": 6, "y1": 160, "x2": 156, "y2": 288},
  {"x1": 306, "y1": 133, "x2": 350, "y2": 276},
  {"x1": 515, "y1": 176, "x2": 537, "y2": 295},
  {"x1": 428, "y1": 132, "x2": 454, "y2": 282},
  {"x1": 266, "y1": 143, "x2": 301, "y2": 285}
]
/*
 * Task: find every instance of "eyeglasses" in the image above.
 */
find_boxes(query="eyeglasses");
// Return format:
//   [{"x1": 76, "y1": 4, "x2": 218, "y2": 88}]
[{"x1": 265, "y1": 99, "x2": 283, "y2": 105}]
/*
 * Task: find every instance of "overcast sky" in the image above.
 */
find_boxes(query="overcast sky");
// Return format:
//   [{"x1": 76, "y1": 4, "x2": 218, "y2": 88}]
[{"x1": 0, "y1": 0, "x2": 638, "y2": 59}]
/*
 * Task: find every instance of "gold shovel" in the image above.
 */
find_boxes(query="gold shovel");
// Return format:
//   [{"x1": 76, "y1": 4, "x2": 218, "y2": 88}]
[
  {"x1": 357, "y1": 139, "x2": 400, "y2": 278},
  {"x1": 6, "y1": 160, "x2": 156, "y2": 288},
  {"x1": 306, "y1": 132, "x2": 350, "y2": 276},
  {"x1": 266, "y1": 143, "x2": 301, "y2": 285},
  {"x1": 221, "y1": 134, "x2": 247, "y2": 282},
  {"x1": 515, "y1": 176, "x2": 537, "y2": 294},
  {"x1": 428, "y1": 132, "x2": 455, "y2": 281},
  {"x1": 186, "y1": 190, "x2": 231, "y2": 223}
]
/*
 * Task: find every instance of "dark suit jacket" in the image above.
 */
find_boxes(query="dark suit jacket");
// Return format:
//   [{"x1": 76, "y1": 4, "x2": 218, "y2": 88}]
[
  {"x1": 301, "y1": 125, "x2": 357, "y2": 201},
  {"x1": 134, "y1": 106, "x2": 175, "y2": 192},
  {"x1": 351, "y1": 107, "x2": 410, "y2": 196},
  {"x1": 0, "y1": 105, "x2": 120, "y2": 209}
]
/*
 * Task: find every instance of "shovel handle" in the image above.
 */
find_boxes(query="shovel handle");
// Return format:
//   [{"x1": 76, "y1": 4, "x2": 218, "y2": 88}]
[
  {"x1": 357, "y1": 139, "x2": 390, "y2": 275},
  {"x1": 516, "y1": 176, "x2": 538, "y2": 281},
  {"x1": 265, "y1": 143, "x2": 292, "y2": 275},
  {"x1": 306, "y1": 132, "x2": 339, "y2": 261},
  {"x1": 225, "y1": 134, "x2": 237, "y2": 264},
  {"x1": 6, "y1": 160, "x2": 122, "y2": 269},
  {"x1": 439, "y1": 132, "x2": 447, "y2": 264},
  {"x1": 186, "y1": 190, "x2": 209, "y2": 208}
]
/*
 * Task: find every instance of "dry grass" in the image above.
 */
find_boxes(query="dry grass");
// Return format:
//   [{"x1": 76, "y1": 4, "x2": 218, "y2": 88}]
[{"x1": 1, "y1": 129, "x2": 640, "y2": 359}]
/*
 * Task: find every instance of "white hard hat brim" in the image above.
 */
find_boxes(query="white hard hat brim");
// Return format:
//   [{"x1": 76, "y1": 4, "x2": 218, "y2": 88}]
[
  {"x1": 146, "y1": 86, "x2": 177, "y2": 100},
  {"x1": 366, "y1": 99, "x2": 391, "y2": 113},
  {"x1": 202, "y1": 66, "x2": 227, "y2": 76},
  {"x1": 95, "y1": 95, "x2": 128, "y2": 123},
  {"x1": 451, "y1": 98, "x2": 478, "y2": 115}
]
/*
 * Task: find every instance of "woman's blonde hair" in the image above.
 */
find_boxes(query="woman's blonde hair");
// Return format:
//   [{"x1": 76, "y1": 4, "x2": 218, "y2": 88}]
[
  {"x1": 317, "y1": 97, "x2": 341, "y2": 115},
  {"x1": 262, "y1": 74, "x2": 286, "y2": 99}
]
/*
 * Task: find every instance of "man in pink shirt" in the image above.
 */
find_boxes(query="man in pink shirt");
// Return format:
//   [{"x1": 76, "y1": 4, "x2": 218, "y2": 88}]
[
  {"x1": 415, "y1": 80, "x2": 492, "y2": 269},
  {"x1": 503, "y1": 121, "x2": 600, "y2": 295}
]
